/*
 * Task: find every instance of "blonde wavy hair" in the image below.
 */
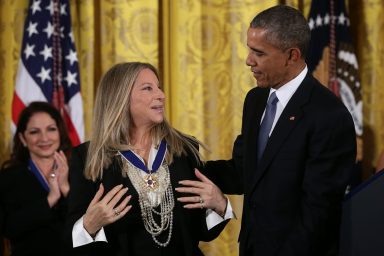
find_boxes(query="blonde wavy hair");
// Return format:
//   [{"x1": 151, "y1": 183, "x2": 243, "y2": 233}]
[{"x1": 85, "y1": 62, "x2": 202, "y2": 181}]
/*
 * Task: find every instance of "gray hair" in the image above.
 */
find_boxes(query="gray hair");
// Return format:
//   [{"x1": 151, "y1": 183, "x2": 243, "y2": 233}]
[{"x1": 250, "y1": 5, "x2": 310, "y2": 58}]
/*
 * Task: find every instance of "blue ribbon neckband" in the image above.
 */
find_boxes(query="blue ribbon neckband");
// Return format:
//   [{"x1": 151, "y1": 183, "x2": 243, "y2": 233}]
[
  {"x1": 120, "y1": 139, "x2": 167, "y2": 189},
  {"x1": 28, "y1": 159, "x2": 49, "y2": 192}
]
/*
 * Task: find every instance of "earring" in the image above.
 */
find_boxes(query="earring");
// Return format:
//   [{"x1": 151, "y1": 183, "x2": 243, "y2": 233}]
[{"x1": 23, "y1": 143, "x2": 27, "y2": 147}]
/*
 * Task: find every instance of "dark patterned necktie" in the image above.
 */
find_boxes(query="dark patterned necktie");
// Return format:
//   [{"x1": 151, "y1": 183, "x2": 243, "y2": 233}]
[{"x1": 257, "y1": 92, "x2": 279, "y2": 161}]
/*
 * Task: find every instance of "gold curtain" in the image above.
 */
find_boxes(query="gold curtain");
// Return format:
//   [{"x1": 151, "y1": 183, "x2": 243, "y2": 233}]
[
  {"x1": 162, "y1": 1, "x2": 279, "y2": 254},
  {"x1": 348, "y1": 0, "x2": 384, "y2": 178},
  {"x1": 1, "y1": 1, "x2": 384, "y2": 256}
]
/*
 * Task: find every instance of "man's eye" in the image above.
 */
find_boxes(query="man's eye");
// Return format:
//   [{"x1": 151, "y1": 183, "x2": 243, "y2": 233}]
[{"x1": 254, "y1": 51, "x2": 264, "y2": 57}]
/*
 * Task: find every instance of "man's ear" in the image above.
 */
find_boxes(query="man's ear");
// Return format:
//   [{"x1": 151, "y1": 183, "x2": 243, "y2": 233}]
[{"x1": 287, "y1": 48, "x2": 301, "y2": 63}]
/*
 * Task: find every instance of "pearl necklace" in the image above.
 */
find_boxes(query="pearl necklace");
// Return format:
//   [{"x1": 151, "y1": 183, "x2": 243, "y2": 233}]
[{"x1": 120, "y1": 154, "x2": 174, "y2": 247}]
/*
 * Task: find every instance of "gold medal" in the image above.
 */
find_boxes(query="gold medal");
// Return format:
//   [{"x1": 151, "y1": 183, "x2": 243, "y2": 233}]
[{"x1": 144, "y1": 173, "x2": 158, "y2": 190}]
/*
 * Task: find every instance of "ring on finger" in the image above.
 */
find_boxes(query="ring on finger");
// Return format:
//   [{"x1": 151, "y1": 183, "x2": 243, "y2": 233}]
[
  {"x1": 113, "y1": 208, "x2": 120, "y2": 216},
  {"x1": 199, "y1": 196, "x2": 204, "y2": 209},
  {"x1": 49, "y1": 172, "x2": 56, "y2": 178}
]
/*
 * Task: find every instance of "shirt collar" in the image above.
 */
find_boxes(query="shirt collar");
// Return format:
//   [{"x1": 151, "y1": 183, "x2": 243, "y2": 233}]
[{"x1": 270, "y1": 66, "x2": 308, "y2": 108}]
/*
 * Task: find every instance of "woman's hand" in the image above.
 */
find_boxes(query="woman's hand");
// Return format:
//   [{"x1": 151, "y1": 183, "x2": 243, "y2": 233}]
[
  {"x1": 83, "y1": 184, "x2": 132, "y2": 236},
  {"x1": 47, "y1": 171, "x2": 61, "y2": 208},
  {"x1": 176, "y1": 169, "x2": 228, "y2": 217},
  {"x1": 54, "y1": 150, "x2": 70, "y2": 197}
]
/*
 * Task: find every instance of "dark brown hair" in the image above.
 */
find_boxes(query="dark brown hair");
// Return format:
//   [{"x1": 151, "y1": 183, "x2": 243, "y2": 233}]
[{"x1": 2, "y1": 102, "x2": 72, "y2": 169}]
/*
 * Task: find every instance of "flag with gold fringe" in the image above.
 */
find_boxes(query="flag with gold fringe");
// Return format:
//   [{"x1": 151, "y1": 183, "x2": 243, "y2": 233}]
[
  {"x1": 306, "y1": 0, "x2": 362, "y2": 189},
  {"x1": 12, "y1": 0, "x2": 84, "y2": 146}
]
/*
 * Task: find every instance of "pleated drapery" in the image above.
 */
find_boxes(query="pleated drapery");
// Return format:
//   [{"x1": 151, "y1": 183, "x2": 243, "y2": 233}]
[{"x1": 1, "y1": 1, "x2": 384, "y2": 255}]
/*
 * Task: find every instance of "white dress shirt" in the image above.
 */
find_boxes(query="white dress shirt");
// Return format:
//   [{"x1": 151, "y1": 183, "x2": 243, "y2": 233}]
[{"x1": 261, "y1": 66, "x2": 308, "y2": 136}]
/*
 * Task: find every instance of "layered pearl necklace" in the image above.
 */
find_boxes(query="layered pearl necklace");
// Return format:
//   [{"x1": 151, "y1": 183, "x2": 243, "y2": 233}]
[{"x1": 119, "y1": 140, "x2": 174, "y2": 247}]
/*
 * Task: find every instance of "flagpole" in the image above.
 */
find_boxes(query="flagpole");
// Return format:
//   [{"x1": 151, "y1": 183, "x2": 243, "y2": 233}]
[
  {"x1": 52, "y1": 0, "x2": 65, "y2": 113},
  {"x1": 329, "y1": 0, "x2": 340, "y2": 97}
]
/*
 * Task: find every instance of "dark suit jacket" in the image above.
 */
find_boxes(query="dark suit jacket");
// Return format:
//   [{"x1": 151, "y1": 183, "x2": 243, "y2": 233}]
[
  {"x1": 0, "y1": 164, "x2": 69, "y2": 256},
  {"x1": 204, "y1": 73, "x2": 356, "y2": 256},
  {"x1": 67, "y1": 143, "x2": 227, "y2": 256}
]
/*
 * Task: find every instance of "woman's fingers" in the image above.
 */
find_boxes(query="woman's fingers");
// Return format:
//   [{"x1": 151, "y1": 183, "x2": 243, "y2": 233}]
[
  {"x1": 181, "y1": 203, "x2": 205, "y2": 209},
  {"x1": 58, "y1": 150, "x2": 67, "y2": 162},
  {"x1": 178, "y1": 169, "x2": 213, "y2": 189},
  {"x1": 47, "y1": 171, "x2": 59, "y2": 188},
  {"x1": 89, "y1": 183, "x2": 105, "y2": 207},
  {"x1": 177, "y1": 195, "x2": 201, "y2": 202},
  {"x1": 46, "y1": 173, "x2": 61, "y2": 207},
  {"x1": 178, "y1": 180, "x2": 205, "y2": 189},
  {"x1": 194, "y1": 168, "x2": 213, "y2": 184},
  {"x1": 177, "y1": 196, "x2": 201, "y2": 203},
  {"x1": 108, "y1": 187, "x2": 129, "y2": 209},
  {"x1": 53, "y1": 151, "x2": 62, "y2": 164},
  {"x1": 54, "y1": 151, "x2": 67, "y2": 169},
  {"x1": 175, "y1": 184, "x2": 203, "y2": 195},
  {"x1": 177, "y1": 195, "x2": 205, "y2": 209},
  {"x1": 117, "y1": 204, "x2": 132, "y2": 218},
  {"x1": 90, "y1": 184, "x2": 129, "y2": 210},
  {"x1": 83, "y1": 184, "x2": 132, "y2": 235},
  {"x1": 176, "y1": 180, "x2": 206, "y2": 209},
  {"x1": 112, "y1": 195, "x2": 132, "y2": 217},
  {"x1": 100, "y1": 184, "x2": 124, "y2": 204},
  {"x1": 111, "y1": 202, "x2": 133, "y2": 222},
  {"x1": 176, "y1": 171, "x2": 227, "y2": 211}
]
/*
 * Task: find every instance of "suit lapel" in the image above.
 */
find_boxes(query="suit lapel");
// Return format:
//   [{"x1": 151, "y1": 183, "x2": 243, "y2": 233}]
[
  {"x1": 250, "y1": 74, "x2": 314, "y2": 191},
  {"x1": 244, "y1": 89, "x2": 269, "y2": 192}
]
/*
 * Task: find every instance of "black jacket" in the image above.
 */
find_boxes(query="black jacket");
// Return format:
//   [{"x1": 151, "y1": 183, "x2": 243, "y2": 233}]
[
  {"x1": 204, "y1": 73, "x2": 356, "y2": 256},
  {"x1": 0, "y1": 163, "x2": 69, "y2": 256},
  {"x1": 67, "y1": 143, "x2": 228, "y2": 256}
]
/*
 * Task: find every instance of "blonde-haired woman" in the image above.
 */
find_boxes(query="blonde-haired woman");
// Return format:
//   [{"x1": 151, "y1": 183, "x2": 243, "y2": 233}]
[{"x1": 68, "y1": 62, "x2": 233, "y2": 255}]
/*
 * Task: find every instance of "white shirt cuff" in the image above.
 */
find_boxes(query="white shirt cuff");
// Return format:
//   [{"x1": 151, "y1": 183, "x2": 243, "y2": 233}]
[
  {"x1": 206, "y1": 197, "x2": 234, "y2": 230},
  {"x1": 72, "y1": 216, "x2": 108, "y2": 248}
]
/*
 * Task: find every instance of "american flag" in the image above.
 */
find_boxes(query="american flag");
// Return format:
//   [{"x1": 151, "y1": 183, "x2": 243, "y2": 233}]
[
  {"x1": 306, "y1": 0, "x2": 363, "y2": 189},
  {"x1": 12, "y1": 0, "x2": 84, "y2": 146},
  {"x1": 306, "y1": 0, "x2": 362, "y2": 138}
]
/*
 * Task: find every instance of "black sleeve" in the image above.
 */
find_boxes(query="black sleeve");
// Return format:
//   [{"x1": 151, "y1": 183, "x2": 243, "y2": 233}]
[
  {"x1": 65, "y1": 143, "x2": 102, "y2": 254},
  {"x1": 203, "y1": 135, "x2": 244, "y2": 194},
  {"x1": 171, "y1": 147, "x2": 230, "y2": 243},
  {"x1": 0, "y1": 167, "x2": 64, "y2": 239}
]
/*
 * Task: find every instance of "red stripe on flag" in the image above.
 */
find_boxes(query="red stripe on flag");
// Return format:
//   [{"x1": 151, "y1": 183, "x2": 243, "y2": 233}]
[
  {"x1": 63, "y1": 109, "x2": 81, "y2": 146},
  {"x1": 12, "y1": 0, "x2": 84, "y2": 144},
  {"x1": 12, "y1": 93, "x2": 26, "y2": 126}
]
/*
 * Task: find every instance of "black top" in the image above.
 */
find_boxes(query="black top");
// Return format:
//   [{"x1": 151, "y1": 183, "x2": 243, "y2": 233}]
[
  {"x1": 0, "y1": 163, "x2": 70, "y2": 256},
  {"x1": 67, "y1": 143, "x2": 228, "y2": 256}
]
